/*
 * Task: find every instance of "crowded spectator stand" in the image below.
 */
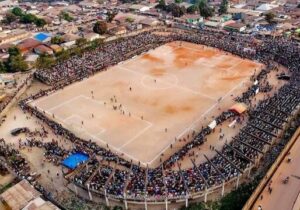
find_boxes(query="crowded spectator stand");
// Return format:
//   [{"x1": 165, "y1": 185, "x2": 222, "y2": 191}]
[{"x1": 13, "y1": 27, "x2": 300, "y2": 207}]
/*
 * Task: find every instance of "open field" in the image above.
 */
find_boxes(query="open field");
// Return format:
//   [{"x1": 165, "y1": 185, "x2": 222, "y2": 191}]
[{"x1": 29, "y1": 41, "x2": 262, "y2": 167}]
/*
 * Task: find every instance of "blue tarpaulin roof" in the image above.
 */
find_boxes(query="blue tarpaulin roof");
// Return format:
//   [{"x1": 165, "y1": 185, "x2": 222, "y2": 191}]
[
  {"x1": 34, "y1": 33, "x2": 51, "y2": 42},
  {"x1": 62, "y1": 153, "x2": 89, "y2": 169}
]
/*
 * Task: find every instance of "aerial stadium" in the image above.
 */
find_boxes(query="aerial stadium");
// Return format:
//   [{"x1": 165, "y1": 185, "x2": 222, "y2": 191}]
[{"x1": 17, "y1": 27, "x2": 300, "y2": 209}]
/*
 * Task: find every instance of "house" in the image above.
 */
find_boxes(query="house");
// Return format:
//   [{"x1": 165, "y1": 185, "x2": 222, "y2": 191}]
[
  {"x1": 64, "y1": 4, "x2": 82, "y2": 14},
  {"x1": 204, "y1": 21, "x2": 220, "y2": 28},
  {"x1": 84, "y1": 32, "x2": 100, "y2": 41},
  {"x1": 17, "y1": 38, "x2": 41, "y2": 54},
  {"x1": 224, "y1": 22, "x2": 247, "y2": 32},
  {"x1": 0, "y1": 75, "x2": 15, "y2": 88},
  {"x1": 62, "y1": 33, "x2": 80, "y2": 43},
  {"x1": 34, "y1": 45, "x2": 54, "y2": 55},
  {"x1": 183, "y1": 14, "x2": 204, "y2": 25},
  {"x1": 59, "y1": 23, "x2": 78, "y2": 34},
  {"x1": 109, "y1": 26, "x2": 127, "y2": 35},
  {"x1": 0, "y1": 30, "x2": 30, "y2": 45},
  {"x1": 0, "y1": 180, "x2": 60, "y2": 210},
  {"x1": 0, "y1": 0, "x2": 18, "y2": 11},
  {"x1": 129, "y1": 4, "x2": 150, "y2": 12},
  {"x1": 0, "y1": 43, "x2": 13, "y2": 53},
  {"x1": 255, "y1": 3, "x2": 279, "y2": 12},
  {"x1": 139, "y1": 17, "x2": 160, "y2": 27},
  {"x1": 50, "y1": 44, "x2": 62, "y2": 53},
  {"x1": 25, "y1": 54, "x2": 39, "y2": 66},
  {"x1": 179, "y1": 2, "x2": 193, "y2": 9}
]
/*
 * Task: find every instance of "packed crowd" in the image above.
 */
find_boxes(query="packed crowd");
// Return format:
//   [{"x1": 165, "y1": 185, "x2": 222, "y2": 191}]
[
  {"x1": 18, "y1": 28, "x2": 300, "y2": 201},
  {"x1": 35, "y1": 32, "x2": 172, "y2": 85}
]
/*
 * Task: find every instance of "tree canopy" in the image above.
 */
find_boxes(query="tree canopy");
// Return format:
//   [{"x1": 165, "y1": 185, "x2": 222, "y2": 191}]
[
  {"x1": 51, "y1": 36, "x2": 64, "y2": 45},
  {"x1": 2, "y1": 12, "x2": 17, "y2": 24},
  {"x1": 187, "y1": 5, "x2": 199, "y2": 14},
  {"x1": 93, "y1": 21, "x2": 107, "y2": 35},
  {"x1": 0, "y1": 62, "x2": 6, "y2": 73},
  {"x1": 76, "y1": 38, "x2": 87, "y2": 47},
  {"x1": 35, "y1": 18, "x2": 47, "y2": 27},
  {"x1": 166, "y1": 3, "x2": 186, "y2": 17},
  {"x1": 265, "y1": 12, "x2": 275, "y2": 24},
  {"x1": 11, "y1": 7, "x2": 23, "y2": 16},
  {"x1": 8, "y1": 47, "x2": 21, "y2": 57},
  {"x1": 60, "y1": 11, "x2": 73, "y2": 22},
  {"x1": 219, "y1": 0, "x2": 228, "y2": 14},
  {"x1": 4, "y1": 47, "x2": 28, "y2": 72},
  {"x1": 35, "y1": 54, "x2": 55, "y2": 69},
  {"x1": 199, "y1": 0, "x2": 214, "y2": 18},
  {"x1": 4, "y1": 7, "x2": 47, "y2": 27}
]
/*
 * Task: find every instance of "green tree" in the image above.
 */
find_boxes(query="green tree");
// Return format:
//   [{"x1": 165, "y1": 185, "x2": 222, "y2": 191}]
[
  {"x1": 11, "y1": 7, "x2": 23, "y2": 16},
  {"x1": 8, "y1": 47, "x2": 21, "y2": 56},
  {"x1": 125, "y1": 17, "x2": 134, "y2": 23},
  {"x1": 265, "y1": 12, "x2": 275, "y2": 24},
  {"x1": 35, "y1": 54, "x2": 55, "y2": 69},
  {"x1": 6, "y1": 55, "x2": 28, "y2": 72},
  {"x1": 60, "y1": 11, "x2": 73, "y2": 22},
  {"x1": 187, "y1": 5, "x2": 199, "y2": 14},
  {"x1": 166, "y1": 3, "x2": 186, "y2": 17},
  {"x1": 55, "y1": 49, "x2": 70, "y2": 62},
  {"x1": 0, "y1": 62, "x2": 6, "y2": 73},
  {"x1": 51, "y1": 36, "x2": 64, "y2": 45},
  {"x1": 2, "y1": 12, "x2": 17, "y2": 24},
  {"x1": 75, "y1": 38, "x2": 87, "y2": 47},
  {"x1": 93, "y1": 21, "x2": 107, "y2": 35},
  {"x1": 156, "y1": 0, "x2": 166, "y2": 9},
  {"x1": 35, "y1": 18, "x2": 46, "y2": 27},
  {"x1": 199, "y1": 0, "x2": 214, "y2": 18},
  {"x1": 219, "y1": 0, "x2": 228, "y2": 14},
  {"x1": 107, "y1": 11, "x2": 117, "y2": 22},
  {"x1": 20, "y1": 13, "x2": 37, "y2": 24},
  {"x1": 175, "y1": 0, "x2": 183, "y2": 3}
]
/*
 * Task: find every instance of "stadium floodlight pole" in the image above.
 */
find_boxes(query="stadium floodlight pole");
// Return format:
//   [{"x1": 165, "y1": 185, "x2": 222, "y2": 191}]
[
  {"x1": 236, "y1": 173, "x2": 240, "y2": 189},
  {"x1": 123, "y1": 164, "x2": 133, "y2": 195},
  {"x1": 74, "y1": 184, "x2": 78, "y2": 195},
  {"x1": 214, "y1": 150, "x2": 243, "y2": 174},
  {"x1": 124, "y1": 192, "x2": 128, "y2": 210},
  {"x1": 248, "y1": 123, "x2": 277, "y2": 138},
  {"x1": 204, "y1": 186, "x2": 208, "y2": 203},
  {"x1": 144, "y1": 196, "x2": 148, "y2": 210},
  {"x1": 104, "y1": 188, "x2": 109, "y2": 207},
  {"x1": 213, "y1": 150, "x2": 243, "y2": 191},
  {"x1": 241, "y1": 130, "x2": 271, "y2": 145},
  {"x1": 203, "y1": 155, "x2": 226, "y2": 202},
  {"x1": 221, "y1": 180, "x2": 225, "y2": 197},
  {"x1": 165, "y1": 197, "x2": 168, "y2": 210},
  {"x1": 185, "y1": 193, "x2": 188, "y2": 208},
  {"x1": 224, "y1": 143, "x2": 255, "y2": 164},
  {"x1": 190, "y1": 159, "x2": 209, "y2": 188},
  {"x1": 203, "y1": 155, "x2": 226, "y2": 180},
  {"x1": 177, "y1": 162, "x2": 189, "y2": 207},
  {"x1": 87, "y1": 183, "x2": 93, "y2": 201}
]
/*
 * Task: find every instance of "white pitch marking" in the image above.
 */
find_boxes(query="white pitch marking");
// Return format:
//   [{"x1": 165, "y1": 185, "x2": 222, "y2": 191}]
[
  {"x1": 118, "y1": 122, "x2": 153, "y2": 150},
  {"x1": 48, "y1": 95, "x2": 83, "y2": 112},
  {"x1": 119, "y1": 66, "x2": 216, "y2": 101}
]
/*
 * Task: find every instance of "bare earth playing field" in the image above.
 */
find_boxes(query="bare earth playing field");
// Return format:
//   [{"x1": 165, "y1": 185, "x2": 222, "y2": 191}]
[{"x1": 29, "y1": 41, "x2": 262, "y2": 167}]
